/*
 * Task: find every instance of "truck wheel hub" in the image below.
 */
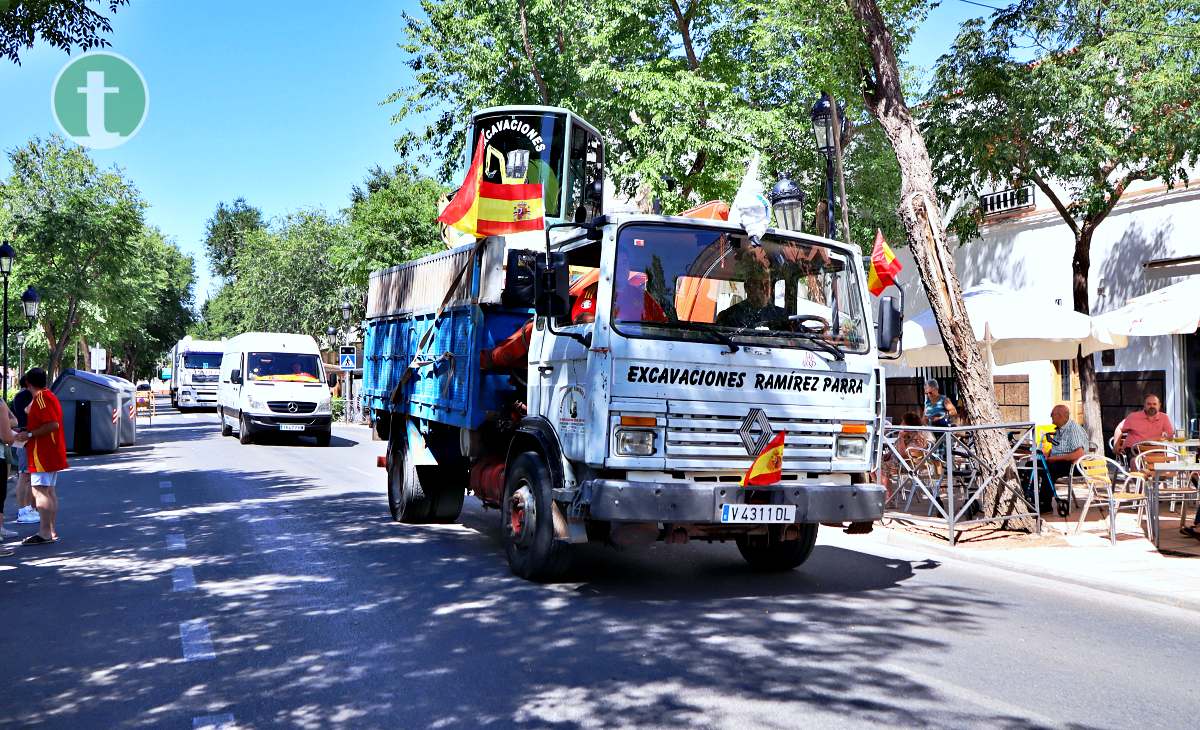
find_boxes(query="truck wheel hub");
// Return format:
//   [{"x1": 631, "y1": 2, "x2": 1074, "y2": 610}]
[{"x1": 508, "y1": 483, "x2": 536, "y2": 547}]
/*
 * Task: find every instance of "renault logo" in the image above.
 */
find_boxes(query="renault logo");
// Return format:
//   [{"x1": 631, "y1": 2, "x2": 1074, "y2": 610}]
[
  {"x1": 739, "y1": 408, "x2": 774, "y2": 455},
  {"x1": 287, "y1": 402, "x2": 298, "y2": 413}
]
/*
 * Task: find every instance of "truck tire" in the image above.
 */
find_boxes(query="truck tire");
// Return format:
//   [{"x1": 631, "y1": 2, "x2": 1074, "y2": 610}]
[
  {"x1": 428, "y1": 474, "x2": 465, "y2": 524},
  {"x1": 239, "y1": 415, "x2": 254, "y2": 445},
  {"x1": 501, "y1": 451, "x2": 570, "y2": 582},
  {"x1": 387, "y1": 437, "x2": 433, "y2": 523},
  {"x1": 220, "y1": 408, "x2": 232, "y2": 437},
  {"x1": 736, "y1": 524, "x2": 818, "y2": 572}
]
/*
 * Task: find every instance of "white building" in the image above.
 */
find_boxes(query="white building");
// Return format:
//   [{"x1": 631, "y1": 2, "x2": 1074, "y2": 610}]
[{"x1": 884, "y1": 178, "x2": 1200, "y2": 442}]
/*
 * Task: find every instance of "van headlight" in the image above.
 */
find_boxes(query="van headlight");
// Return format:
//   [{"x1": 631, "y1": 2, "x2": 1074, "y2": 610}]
[
  {"x1": 835, "y1": 436, "x2": 868, "y2": 460},
  {"x1": 247, "y1": 394, "x2": 265, "y2": 410},
  {"x1": 317, "y1": 394, "x2": 331, "y2": 413},
  {"x1": 615, "y1": 429, "x2": 656, "y2": 456}
]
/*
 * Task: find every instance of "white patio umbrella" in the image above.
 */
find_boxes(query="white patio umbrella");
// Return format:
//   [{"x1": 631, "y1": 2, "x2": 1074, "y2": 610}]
[
  {"x1": 900, "y1": 284, "x2": 1126, "y2": 368},
  {"x1": 1092, "y1": 277, "x2": 1200, "y2": 337}
]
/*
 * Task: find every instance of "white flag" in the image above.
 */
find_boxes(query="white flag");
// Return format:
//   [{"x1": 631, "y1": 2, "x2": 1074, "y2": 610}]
[{"x1": 729, "y1": 152, "x2": 769, "y2": 244}]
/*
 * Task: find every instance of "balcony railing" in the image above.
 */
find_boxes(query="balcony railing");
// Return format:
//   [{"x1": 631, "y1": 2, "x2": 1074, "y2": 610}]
[{"x1": 980, "y1": 185, "x2": 1035, "y2": 216}]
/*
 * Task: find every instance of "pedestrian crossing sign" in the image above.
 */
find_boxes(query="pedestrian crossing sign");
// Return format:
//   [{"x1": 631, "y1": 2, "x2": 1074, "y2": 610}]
[{"x1": 338, "y1": 346, "x2": 356, "y2": 370}]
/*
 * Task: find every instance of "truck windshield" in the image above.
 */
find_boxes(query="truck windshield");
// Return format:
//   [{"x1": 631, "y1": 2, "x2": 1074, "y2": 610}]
[
  {"x1": 611, "y1": 224, "x2": 869, "y2": 354},
  {"x1": 182, "y1": 352, "x2": 221, "y2": 369},
  {"x1": 247, "y1": 353, "x2": 322, "y2": 383},
  {"x1": 471, "y1": 111, "x2": 567, "y2": 218}
]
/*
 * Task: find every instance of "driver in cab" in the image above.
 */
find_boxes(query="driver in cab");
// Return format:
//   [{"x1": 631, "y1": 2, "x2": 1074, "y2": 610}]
[{"x1": 715, "y1": 248, "x2": 788, "y2": 330}]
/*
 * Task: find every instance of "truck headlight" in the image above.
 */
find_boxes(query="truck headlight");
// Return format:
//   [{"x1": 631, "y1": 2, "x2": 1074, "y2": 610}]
[
  {"x1": 835, "y1": 436, "x2": 868, "y2": 460},
  {"x1": 615, "y1": 429, "x2": 656, "y2": 456}
]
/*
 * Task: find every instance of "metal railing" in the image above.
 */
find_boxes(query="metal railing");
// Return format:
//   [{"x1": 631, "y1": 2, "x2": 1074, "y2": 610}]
[{"x1": 881, "y1": 422, "x2": 1042, "y2": 545}]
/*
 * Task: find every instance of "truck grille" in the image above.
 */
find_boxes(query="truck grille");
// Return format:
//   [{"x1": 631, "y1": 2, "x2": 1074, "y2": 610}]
[
  {"x1": 191, "y1": 374, "x2": 218, "y2": 383},
  {"x1": 664, "y1": 404, "x2": 841, "y2": 471},
  {"x1": 268, "y1": 401, "x2": 317, "y2": 414}
]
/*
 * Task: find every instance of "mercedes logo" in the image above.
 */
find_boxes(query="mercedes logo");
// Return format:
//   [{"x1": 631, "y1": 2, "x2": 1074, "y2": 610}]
[
  {"x1": 287, "y1": 402, "x2": 298, "y2": 413},
  {"x1": 739, "y1": 408, "x2": 774, "y2": 455}
]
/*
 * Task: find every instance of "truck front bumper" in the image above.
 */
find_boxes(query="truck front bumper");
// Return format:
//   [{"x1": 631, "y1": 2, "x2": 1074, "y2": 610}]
[
  {"x1": 583, "y1": 479, "x2": 884, "y2": 524},
  {"x1": 178, "y1": 388, "x2": 218, "y2": 407}
]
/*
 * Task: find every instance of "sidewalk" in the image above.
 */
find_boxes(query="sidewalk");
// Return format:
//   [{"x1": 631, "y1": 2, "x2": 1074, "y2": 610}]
[{"x1": 866, "y1": 508, "x2": 1200, "y2": 613}]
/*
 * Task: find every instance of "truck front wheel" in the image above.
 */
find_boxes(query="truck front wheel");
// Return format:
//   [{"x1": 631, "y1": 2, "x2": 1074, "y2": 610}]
[
  {"x1": 502, "y1": 452, "x2": 570, "y2": 582},
  {"x1": 736, "y1": 524, "x2": 819, "y2": 572}
]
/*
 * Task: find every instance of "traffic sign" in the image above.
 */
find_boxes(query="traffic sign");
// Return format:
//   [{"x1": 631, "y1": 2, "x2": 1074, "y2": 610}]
[{"x1": 338, "y1": 345, "x2": 356, "y2": 370}]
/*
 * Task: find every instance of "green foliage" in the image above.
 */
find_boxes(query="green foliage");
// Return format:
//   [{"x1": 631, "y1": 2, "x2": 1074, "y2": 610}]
[
  {"x1": 331, "y1": 395, "x2": 345, "y2": 421},
  {"x1": 0, "y1": 0, "x2": 128, "y2": 65},
  {"x1": 203, "y1": 197, "x2": 264, "y2": 280},
  {"x1": 1, "y1": 135, "x2": 145, "y2": 374},
  {"x1": 342, "y1": 165, "x2": 446, "y2": 290},
  {"x1": 0, "y1": 136, "x2": 196, "y2": 379},
  {"x1": 389, "y1": 0, "x2": 925, "y2": 249},
  {"x1": 924, "y1": 0, "x2": 1200, "y2": 243}
]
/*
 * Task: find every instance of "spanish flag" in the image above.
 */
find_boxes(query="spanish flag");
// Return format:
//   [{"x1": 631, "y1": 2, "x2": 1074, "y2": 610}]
[
  {"x1": 741, "y1": 431, "x2": 786, "y2": 486},
  {"x1": 867, "y1": 229, "x2": 902, "y2": 296},
  {"x1": 438, "y1": 136, "x2": 546, "y2": 237}
]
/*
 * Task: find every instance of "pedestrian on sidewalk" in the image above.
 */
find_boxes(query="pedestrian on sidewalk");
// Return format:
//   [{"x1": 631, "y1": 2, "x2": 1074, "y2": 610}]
[
  {"x1": 0, "y1": 394, "x2": 23, "y2": 557},
  {"x1": 10, "y1": 376, "x2": 37, "y2": 527},
  {"x1": 16, "y1": 368, "x2": 68, "y2": 547}
]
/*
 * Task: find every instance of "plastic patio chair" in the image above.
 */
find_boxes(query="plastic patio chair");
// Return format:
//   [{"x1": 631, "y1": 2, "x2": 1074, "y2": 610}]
[{"x1": 1070, "y1": 454, "x2": 1148, "y2": 544}]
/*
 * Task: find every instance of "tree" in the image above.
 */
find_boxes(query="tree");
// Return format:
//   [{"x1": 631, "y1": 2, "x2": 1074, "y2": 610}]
[
  {"x1": 191, "y1": 283, "x2": 243, "y2": 340},
  {"x1": 0, "y1": 0, "x2": 128, "y2": 65},
  {"x1": 203, "y1": 198, "x2": 264, "y2": 280},
  {"x1": 389, "y1": 0, "x2": 905, "y2": 242},
  {"x1": 341, "y1": 165, "x2": 446, "y2": 290},
  {"x1": 222, "y1": 210, "x2": 353, "y2": 341},
  {"x1": 1, "y1": 135, "x2": 144, "y2": 377},
  {"x1": 923, "y1": 0, "x2": 1200, "y2": 444}
]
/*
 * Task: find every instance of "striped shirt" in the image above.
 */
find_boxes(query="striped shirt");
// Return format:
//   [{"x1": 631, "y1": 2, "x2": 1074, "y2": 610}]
[{"x1": 1049, "y1": 419, "x2": 1088, "y2": 457}]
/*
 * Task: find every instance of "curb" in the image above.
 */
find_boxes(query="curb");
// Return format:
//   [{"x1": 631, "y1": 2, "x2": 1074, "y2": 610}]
[{"x1": 874, "y1": 526, "x2": 1200, "y2": 614}]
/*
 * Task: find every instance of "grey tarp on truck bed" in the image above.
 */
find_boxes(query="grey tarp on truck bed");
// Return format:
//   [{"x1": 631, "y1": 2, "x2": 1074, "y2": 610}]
[{"x1": 51, "y1": 369, "x2": 122, "y2": 454}]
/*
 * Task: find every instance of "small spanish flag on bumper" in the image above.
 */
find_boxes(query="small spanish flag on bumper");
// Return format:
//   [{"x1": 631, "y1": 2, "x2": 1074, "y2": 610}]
[
  {"x1": 741, "y1": 431, "x2": 786, "y2": 486},
  {"x1": 867, "y1": 229, "x2": 902, "y2": 296},
  {"x1": 438, "y1": 136, "x2": 546, "y2": 238}
]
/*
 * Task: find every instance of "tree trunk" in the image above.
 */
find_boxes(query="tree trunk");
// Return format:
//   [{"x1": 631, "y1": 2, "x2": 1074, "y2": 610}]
[
  {"x1": 848, "y1": 0, "x2": 1034, "y2": 530},
  {"x1": 1072, "y1": 227, "x2": 1104, "y2": 448}
]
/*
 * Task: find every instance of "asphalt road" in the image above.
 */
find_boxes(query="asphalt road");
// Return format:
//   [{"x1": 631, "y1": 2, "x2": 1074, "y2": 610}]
[{"x1": 0, "y1": 402, "x2": 1195, "y2": 729}]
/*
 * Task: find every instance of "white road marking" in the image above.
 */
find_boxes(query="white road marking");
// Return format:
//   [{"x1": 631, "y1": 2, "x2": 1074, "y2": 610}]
[
  {"x1": 161, "y1": 493, "x2": 176, "y2": 504},
  {"x1": 192, "y1": 713, "x2": 235, "y2": 729},
  {"x1": 159, "y1": 479, "x2": 172, "y2": 489},
  {"x1": 179, "y1": 619, "x2": 215, "y2": 661},
  {"x1": 166, "y1": 533, "x2": 187, "y2": 551},
  {"x1": 172, "y1": 566, "x2": 196, "y2": 592}
]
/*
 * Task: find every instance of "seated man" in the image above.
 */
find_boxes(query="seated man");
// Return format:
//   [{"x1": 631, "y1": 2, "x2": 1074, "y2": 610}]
[
  {"x1": 1113, "y1": 394, "x2": 1173, "y2": 456},
  {"x1": 1036, "y1": 405, "x2": 1088, "y2": 513},
  {"x1": 716, "y1": 248, "x2": 788, "y2": 330}
]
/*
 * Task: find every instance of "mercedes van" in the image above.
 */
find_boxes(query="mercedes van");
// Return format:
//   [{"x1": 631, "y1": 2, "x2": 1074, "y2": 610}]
[{"x1": 217, "y1": 332, "x2": 333, "y2": 446}]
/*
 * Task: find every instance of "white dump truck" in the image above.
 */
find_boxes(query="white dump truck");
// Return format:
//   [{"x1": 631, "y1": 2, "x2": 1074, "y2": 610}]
[{"x1": 169, "y1": 336, "x2": 224, "y2": 410}]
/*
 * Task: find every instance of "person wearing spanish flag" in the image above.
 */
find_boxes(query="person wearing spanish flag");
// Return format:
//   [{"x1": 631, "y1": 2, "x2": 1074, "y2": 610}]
[{"x1": 16, "y1": 368, "x2": 67, "y2": 546}]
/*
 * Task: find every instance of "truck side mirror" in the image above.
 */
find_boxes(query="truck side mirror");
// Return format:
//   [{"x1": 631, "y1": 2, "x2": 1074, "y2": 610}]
[
  {"x1": 502, "y1": 249, "x2": 538, "y2": 308},
  {"x1": 534, "y1": 252, "x2": 570, "y2": 318},
  {"x1": 877, "y1": 295, "x2": 903, "y2": 356},
  {"x1": 230, "y1": 369, "x2": 242, "y2": 385}
]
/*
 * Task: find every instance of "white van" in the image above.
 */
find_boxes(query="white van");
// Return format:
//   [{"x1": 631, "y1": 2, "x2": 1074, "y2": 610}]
[{"x1": 217, "y1": 332, "x2": 333, "y2": 446}]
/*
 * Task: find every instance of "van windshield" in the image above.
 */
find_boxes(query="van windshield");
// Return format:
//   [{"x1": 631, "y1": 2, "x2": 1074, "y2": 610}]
[{"x1": 247, "y1": 353, "x2": 322, "y2": 383}]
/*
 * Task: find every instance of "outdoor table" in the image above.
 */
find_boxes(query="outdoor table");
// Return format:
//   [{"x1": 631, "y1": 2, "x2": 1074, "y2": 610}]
[
  {"x1": 1146, "y1": 460, "x2": 1200, "y2": 549},
  {"x1": 1145, "y1": 439, "x2": 1200, "y2": 450}
]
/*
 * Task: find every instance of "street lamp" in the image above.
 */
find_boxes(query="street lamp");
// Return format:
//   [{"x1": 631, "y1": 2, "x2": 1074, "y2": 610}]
[
  {"x1": 340, "y1": 300, "x2": 351, "y2": 323},
  {"x1": 768, "y1": 176, "x2": 806, "y2": 233},
  {"x1": 0, "y1": 240, "x2": 15, "y2": 401},
  {"x1": 810, "y1": 93, "x2": 846, "y2": 238},
  {"x1": 326, "y1": 325, "x2": 337, "y2": 346},
  {"x1": 20, "y1": 286, "x2": 39, "y2": 322}
]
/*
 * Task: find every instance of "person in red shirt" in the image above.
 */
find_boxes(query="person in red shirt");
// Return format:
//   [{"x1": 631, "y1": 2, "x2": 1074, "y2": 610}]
[{"x1": 16, "y1": 368, "x2": 68, "y2": 545}]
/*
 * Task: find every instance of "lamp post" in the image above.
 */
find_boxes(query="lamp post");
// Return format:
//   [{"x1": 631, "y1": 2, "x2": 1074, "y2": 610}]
[
  {"x1": 810, "y1": 93, "x2": 846, "y2": 238},
  {"x1": 18, "y1": 286, "x2": 39, "y2": 380},
  {"x1": 0, "y1": 241, "x2": 15, "y2": 401},
  {"x1": 768, "y1": 176, "x2": 806, "y2": 233}
]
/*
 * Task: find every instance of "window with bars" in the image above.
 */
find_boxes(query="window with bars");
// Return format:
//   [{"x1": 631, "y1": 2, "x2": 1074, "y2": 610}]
[{"x1": 980, "y1": 185, "x2": 1035, "y2": 216}]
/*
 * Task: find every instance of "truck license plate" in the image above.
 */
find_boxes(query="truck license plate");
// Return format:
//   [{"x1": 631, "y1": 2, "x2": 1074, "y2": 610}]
[
  {"x1": 279, "y1": 424, "x2": 305, "y2": 432},
  {"x1": 720, "y1": 504, "x2": 796, "y2": 524}
]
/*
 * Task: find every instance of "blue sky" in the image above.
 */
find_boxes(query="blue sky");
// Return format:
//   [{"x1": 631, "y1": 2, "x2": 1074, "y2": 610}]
[{"x1": 0, "y1": 1, "x2": 986, "y2": 304}]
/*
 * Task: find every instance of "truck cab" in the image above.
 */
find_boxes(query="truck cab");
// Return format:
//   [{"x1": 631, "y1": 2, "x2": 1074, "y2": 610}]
[
  {"x1": 170, "y1": 337, "x2": 224, "y2": 410},
  {"x1": 363, "y1": 106, "x2": 901, "y2": 581}
]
